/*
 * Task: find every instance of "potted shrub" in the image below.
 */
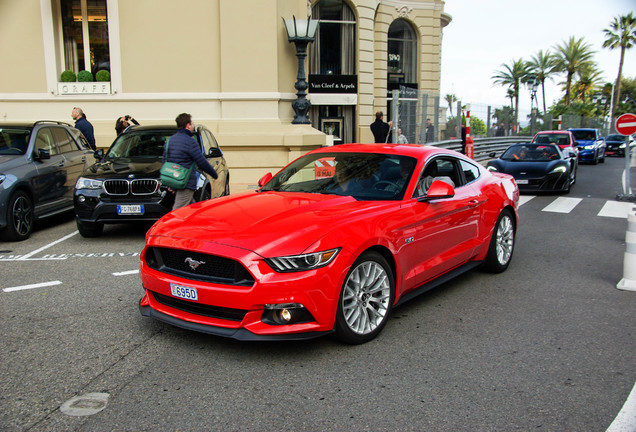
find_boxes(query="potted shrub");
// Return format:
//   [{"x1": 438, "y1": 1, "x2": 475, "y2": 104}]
[
  {"x1": 95, "y1": 69, "x2": 110, "y2": 82},
  {"x1": 77, "y1": 70, "x2": 94, "y2": 82},
  {"x1": 60, "y1": 70, "x2": 76, "y2": 82}
]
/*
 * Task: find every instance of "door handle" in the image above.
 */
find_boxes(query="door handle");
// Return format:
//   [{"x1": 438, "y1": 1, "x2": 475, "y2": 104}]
[
  {"x1": 468, "y1": 199, "x2": 481, "y2": 208},
  {"x1": 58, "y1": 161, "x2": 65, "y2": 167}
]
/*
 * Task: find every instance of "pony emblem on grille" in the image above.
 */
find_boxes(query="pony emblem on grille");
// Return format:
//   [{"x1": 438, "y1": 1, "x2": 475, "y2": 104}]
[{"x1": 185, "y1": 257, "x2": 205, "y2": 270}]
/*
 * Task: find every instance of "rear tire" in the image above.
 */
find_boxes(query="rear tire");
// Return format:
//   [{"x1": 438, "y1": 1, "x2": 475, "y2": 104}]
[
  {"x1": 76, "y1": 218, "x2": 104, "y2": 238},
  {"x1": 335, "y1": 251, "x2": 394, "y2": 344},
  {"x1": 482, "y1": 209, "x2": 515, "y2": 273}
]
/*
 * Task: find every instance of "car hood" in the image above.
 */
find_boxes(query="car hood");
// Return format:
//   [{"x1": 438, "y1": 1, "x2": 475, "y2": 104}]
[
  {"x1": 82, "y1": 158, "x2": 162, "y2": 179},
  {"x1": 0, "y1": 154, "x2": 27, "y2": 169},
  {"x1": 148, "y1": 191, "x2": 393, "y2": 257},
  {"x1": 490, "y1": 160, "x2": 565, "y2": 176}
]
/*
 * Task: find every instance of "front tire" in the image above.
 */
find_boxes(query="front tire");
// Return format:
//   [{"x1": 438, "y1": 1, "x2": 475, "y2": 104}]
[
  {"x1": 335, "y1": 251, "x2": 394, "y2": 344},
  {"x1": 2, "y1": 190, "x2": 33, "y2": 241},
  {"x1": 482, "y1": 209, "x2": 515, "y2": 273}
]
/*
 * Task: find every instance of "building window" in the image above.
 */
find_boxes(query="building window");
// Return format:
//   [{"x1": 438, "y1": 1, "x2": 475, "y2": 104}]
[
  {"x1": 60, "y1": 0, "x2": 110, "y2": 75},
  {"x1": 310, "y1": 0, "x2": 356, "y2": 75},
  {"x1": 387, "y1": 19, "x2": 416, "y2": 84}
]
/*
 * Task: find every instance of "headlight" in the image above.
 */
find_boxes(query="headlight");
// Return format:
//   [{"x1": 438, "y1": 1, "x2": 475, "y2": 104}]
[
  {"x1": 75, "y1": 177, "x2": 103, "y2": 190},
  {"x1": 487, "y1": 166, "x2": 498, "y2": 172},
  {"x1": 620, "y1": 143, "x2": 626, "y2": 149},
  {"x1": 584, "y1": 145, "x2": 594, "y2": 150},
  {"x1": 265, "y1": 248, "x2": 340, "y2": 272},
  {"x1": 550, "y1": 166, "x2": 567, "y2": 174}
]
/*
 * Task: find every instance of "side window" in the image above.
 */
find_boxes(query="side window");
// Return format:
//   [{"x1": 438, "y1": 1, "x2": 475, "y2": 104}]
[
  {"x1": 34, "y1": 128, "x2": 59, "y2": 156},
  {"x1": 415, "y1": 157, "x2": 461, "y2": 197},
  {"x1": 200, "y1": 130, "x2": 212, "y2": 155},
  {"x1": 460, "y1": 160, "x2": 480, "y2": 184},
  {"x1": 51, "y1": 127, "x2": 78, "y2": 153}
]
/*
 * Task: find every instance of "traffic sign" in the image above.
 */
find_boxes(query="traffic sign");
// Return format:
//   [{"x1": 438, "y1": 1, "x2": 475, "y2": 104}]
[{"x1": 615, "y1": 113, "x2": 636, "y2": 136}]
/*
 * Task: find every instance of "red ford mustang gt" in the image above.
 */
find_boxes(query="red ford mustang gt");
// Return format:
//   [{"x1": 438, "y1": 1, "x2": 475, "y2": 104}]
[{"x1": 139, "y1": 144, "x2": 519, "y2": 344}]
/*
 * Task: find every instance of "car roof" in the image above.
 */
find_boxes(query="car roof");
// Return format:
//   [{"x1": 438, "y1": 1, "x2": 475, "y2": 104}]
[
  {"x1": 309, "y1": 143, "x2": 460, "y2": 159},
  {"x1": 534, "y1": 130, "x2": 571, "y2": 135},
  {"x1": 0, "y1": 121, "x2": 74, "y2": 129}
]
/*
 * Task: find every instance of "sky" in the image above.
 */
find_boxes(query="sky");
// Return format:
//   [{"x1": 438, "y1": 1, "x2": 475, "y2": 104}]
[{"x1": 439, "y1": 0, "x2": 636, "y2": 121}]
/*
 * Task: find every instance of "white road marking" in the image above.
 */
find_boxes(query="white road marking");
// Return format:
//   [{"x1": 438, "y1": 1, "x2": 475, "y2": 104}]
[
  {"x1": 518, "y1": 196, "x2": 535, "y2": 207},
  {"x1": 3, "y1": 281, "x2": 62, "y2": 293},
  {"x1": 542, "y1": 197, "x2": 582, "y2": 213},
  {"x1": 113, "y1": 270, "x2": 139, "y2": 276},
  {"x1": 607, "y1": 381, "x2": 636, "y2": 432},
  {"x1": 598, "y1": 201, "x2": 635, "y2": 219},
  {"x1": 16, "y1": 231, "x2": 78, "y2": 261}
]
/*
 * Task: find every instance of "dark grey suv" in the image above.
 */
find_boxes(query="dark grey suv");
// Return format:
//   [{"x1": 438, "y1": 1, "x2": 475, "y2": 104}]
[{"x1": 0, "y1": 121, "x2": 95, "y2": 241}]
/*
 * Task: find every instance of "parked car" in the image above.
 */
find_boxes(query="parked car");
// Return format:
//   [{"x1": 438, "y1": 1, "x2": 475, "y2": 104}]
[
  {"x1": 0, "y1": 121, "x2": 95, "y2": 241},
  {"x1": 487, "y1": 143, "x2": 577, "y2": 193},
  {"x1": 605, "y1": 133, "x2": 635, "y2": 157},
  {"x1": 74, "y1": 124, "x2": 229, "y2": 237},
  {"x1": 568, "y1": 128, "x2": 606, "y2": 164},
  {"x1": 139, "y1": 144, "x2": 519, "y2": 344}
]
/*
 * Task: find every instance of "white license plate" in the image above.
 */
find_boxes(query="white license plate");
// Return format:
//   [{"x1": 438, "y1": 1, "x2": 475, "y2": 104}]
[
  {"x1": 117, "y1": 204, "x2": 144, "y2": 215},
  {"x1": 516, "y1": 179, "x2": 529, "y2": 185},
  {"x1": 170, "y1": 283, "x2": 198, "y2": 301}
]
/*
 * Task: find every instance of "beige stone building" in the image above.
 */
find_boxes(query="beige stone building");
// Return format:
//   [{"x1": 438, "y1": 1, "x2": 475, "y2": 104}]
[{"x1": 0, "y1": 0, "x2": 450, "y2": 190}]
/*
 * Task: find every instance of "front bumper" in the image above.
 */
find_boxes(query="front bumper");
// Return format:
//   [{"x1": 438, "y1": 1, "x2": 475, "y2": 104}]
[
  {"x1": 577, "y1": 149, "x2": 597, "y2": 162},
  {"x1": 74, "y1": 188, "x2": 174, "y2": 223},
  {"x1": 138, "y1": 240, "x2": 349, "y2": 340},
  {"x1": 515, "y1": 172, "x2": 570, "y2": 192}
]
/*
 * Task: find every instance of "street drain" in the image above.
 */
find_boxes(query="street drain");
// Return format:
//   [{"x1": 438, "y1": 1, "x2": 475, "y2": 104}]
[{"x1": 60, "y1": 393, "x2": 110, "y2": 416}]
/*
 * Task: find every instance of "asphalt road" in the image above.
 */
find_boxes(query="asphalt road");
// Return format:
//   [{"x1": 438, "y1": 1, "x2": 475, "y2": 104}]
[{"x1": 1, "y1": 155, "x2": 635, "y2": 431}]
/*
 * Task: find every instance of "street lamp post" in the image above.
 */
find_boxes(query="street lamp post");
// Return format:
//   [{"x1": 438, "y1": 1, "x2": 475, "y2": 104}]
[
  {"x1": 526, "y1": 76, "x2": 539, "y2": 135},
  {"x1": 283, "y1": 16, "x2": 318, "y2": 124}
]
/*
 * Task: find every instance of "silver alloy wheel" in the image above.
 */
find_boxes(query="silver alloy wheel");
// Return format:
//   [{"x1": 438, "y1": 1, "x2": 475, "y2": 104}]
[
  {"x1": 342, "y1": 260, "x2": 391, "y2": 335},
  {"x1": 495, "y1": 214, "x2": 514, "y2": 265}
]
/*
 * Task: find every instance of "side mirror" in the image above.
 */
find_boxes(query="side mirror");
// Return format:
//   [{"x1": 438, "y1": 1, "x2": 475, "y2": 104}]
[
  {"x1": 207, "y1": 147, "x2": 223, "y2": 158},
  {"x1": 573, "y1": 141, "x2": 579, "y2": 147},
  {"x1": 258, "y1": 172, "x2": 273, "y2": 187},
  {"x1": 418, "y1": 180, "x2": 455, "y2": 202},
  {"x1": 489, "y1": 151, "x2": 497, "y2": 158},
  {"x1": 35, "y1": 149, "x2": 50, "y2": 160},
  {"x1": 94, "y1": 149, "x2": 104, "y2": 160}
]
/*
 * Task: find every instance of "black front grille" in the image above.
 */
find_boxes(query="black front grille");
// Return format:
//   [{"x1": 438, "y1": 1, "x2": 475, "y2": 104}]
[
  {"x1": 132, "y1": 179, "x2": 159, "y2": 195},
  {"x1": 146, "y1": 247, "x2": 255, "y2": 287},
  {"x1": 104, "y1": 179, "x2": 128, "y2": 195},
  {"x1": 152, "y1": 292, "x2": 247, "y2": 321}
]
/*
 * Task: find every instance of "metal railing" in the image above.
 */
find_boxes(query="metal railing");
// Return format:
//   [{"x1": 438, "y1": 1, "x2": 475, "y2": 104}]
[{"x1": 431, "y1": 136, "x2": 532, "y2": 162}]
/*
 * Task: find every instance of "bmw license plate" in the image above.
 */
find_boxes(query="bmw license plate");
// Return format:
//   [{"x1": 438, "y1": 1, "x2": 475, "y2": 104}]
[
  {"x1": 516, "y1": 179, "x2": 529, "y2": 185},
  {"x1": 117, "y1": 204, "x2": 144, "y2": 215},
  {"x1": 170, "y1": 283, "x2": 198, "y2": 301}
]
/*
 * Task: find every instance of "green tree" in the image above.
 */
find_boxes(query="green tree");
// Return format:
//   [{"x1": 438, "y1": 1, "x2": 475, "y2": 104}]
[
  {"x1": 552, "y1": 36, "x2": 596, "y2": 106},
  {"x1": 444, "y1": 93, "x2": 457, "y2": 118},
  {"x1": 603, "y1": 13, "x2": 636, "y2": 124},
  {"x1": 527, "y1": 50, "x2": 557, "y2": 114},
  {"x1": 572, "y1": 65, "x2": 604, "y2": 103},
  {"x1": 615, "y1": 76, "x2": 636, "y2": 115},
  {"x1": 492, "y1": 58, "x2": 529, "y2": 132}
]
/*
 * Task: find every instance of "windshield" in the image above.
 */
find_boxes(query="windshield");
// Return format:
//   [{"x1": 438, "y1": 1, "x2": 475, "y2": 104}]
[
  {"x1": 606, "y1": 134, "x2": 624, "y2": 141},
  {"x1": 501, "y1": 144, "x2": 562, "y2": 162},
  {"x1": 0, "y1": 128, "x2": 31, "y2": 156},
  {"x1": 532, "y1": 133, "x2": 570, "y2": 146},
  {"x1": 105, "y1": 131, "x2": 175, "y2": 161},
  {"x1": 570, "y1": 130, "x2": 597, "y2": 141},
  {"x1": 260, "y1": 152, "x2": 417, "y2": 200}
]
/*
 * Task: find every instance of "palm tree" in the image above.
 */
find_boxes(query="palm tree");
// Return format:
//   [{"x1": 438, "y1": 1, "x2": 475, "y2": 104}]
[
  {"x1": 492, "y1": 59, "x2": 529, "y2": 132},
  {"x1": 572, "y1": 65, "x2": 604, "y2": 103},
  {"x1": 526, "y1": 50, "x2": 557, "y2": 114},
  {"x1": 444, "y1": 93, "x2": 457, "y2": 118},
  {"x1": 553, "y1": 36, "x2": 596, "y2": 106},
  {"x1": 603, "y1": 12, "x2": 636, "y2": 124}
]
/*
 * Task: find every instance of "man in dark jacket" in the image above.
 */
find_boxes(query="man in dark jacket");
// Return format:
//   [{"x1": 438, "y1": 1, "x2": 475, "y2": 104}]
[
  {"x1": 370, "y1": 111, "x2": 392, "y2": 143},
  {"x1": 165, "y1": 113, "x2": 219, "y2": 209},
  {"x1": 72, "y1": 107, "x2": 96, "y2": 150}
]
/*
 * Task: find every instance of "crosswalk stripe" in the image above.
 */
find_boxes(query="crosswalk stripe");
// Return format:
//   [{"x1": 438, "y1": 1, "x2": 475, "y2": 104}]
[
  {"x1": 542, "y1": 197, "x2": 583, "y2": 213},
  {"x1": 598, "y1": 201, "x2": 636, "y2": 219},
  {"x1": 518, "y1": 196, "x2": 535, "y2": 207}
]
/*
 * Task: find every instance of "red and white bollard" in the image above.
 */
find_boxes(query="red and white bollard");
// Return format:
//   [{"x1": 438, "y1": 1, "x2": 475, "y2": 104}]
[{"x1": 465, "y1": 104, "x2": 474, "y2": 159}]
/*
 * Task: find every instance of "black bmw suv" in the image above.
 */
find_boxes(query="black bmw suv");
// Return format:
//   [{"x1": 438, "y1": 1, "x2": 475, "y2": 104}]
[{"x1": 73, "y1": 124, "x2": 229, "y2": 237}]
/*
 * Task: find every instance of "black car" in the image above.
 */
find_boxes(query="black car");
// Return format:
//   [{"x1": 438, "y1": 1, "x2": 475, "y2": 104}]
[
  {"x1": 487, "y1": 143, "x2": 577, "y2": 193},
  {"x1": 74, "y1": 124, "x2": 229, "y2": 237},
  {"x1": 0, "y1": 121, "x2": 95, "y2": 241},
  {"x1": 605, "y1": 133, "x2": 635, "y2": 157}
]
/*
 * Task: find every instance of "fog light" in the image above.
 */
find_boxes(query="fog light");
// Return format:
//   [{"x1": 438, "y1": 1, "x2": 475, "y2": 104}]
[
  {"x1": 262, "y1": 303, "x2": 315, "y2": 325},
  {"x1": 78, "y1": 195, "x2": 86, "y2": 203}
]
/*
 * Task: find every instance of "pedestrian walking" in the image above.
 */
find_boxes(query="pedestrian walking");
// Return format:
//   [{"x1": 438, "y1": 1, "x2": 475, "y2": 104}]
[
  {"x1": 72, "y1": 107, "x2": 96, "y2": 150},
  {"x1": 370, "y1": 111, "x2": 392, "y2": 143},
  {"x1": 165, "y1": 113, "x2": 218, "y2": 210}
]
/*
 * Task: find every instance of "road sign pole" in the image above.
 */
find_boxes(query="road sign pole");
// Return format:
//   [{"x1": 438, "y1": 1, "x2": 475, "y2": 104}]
[{"x1": 626, "y1": 135, "x2": 631, "y2": 197}]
